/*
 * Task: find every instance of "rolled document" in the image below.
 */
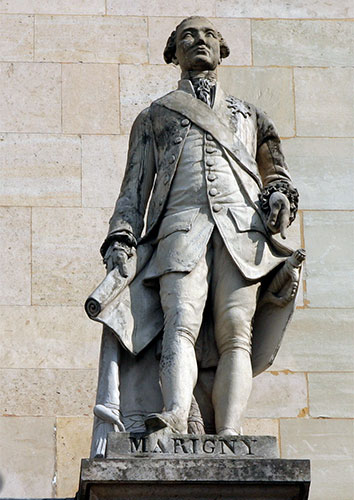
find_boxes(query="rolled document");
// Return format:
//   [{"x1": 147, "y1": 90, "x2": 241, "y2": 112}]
[
  {"x1": 259, "y1": 248, "x2": 306, "y2": 307},
  {"x1": 267, "y1": 248, "x2": 305, "y2": 294},
  {"x1": 85, "y1": 243, "x2": 153, "y2": 320},
  {"x1": 85, "y1": 267, "x2": 128, "y2": 318}
]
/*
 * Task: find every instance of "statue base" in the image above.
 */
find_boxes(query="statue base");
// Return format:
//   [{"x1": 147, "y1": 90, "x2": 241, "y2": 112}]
[{"x1": 77, "y1": 431, "x2": 310, "y2": 500}]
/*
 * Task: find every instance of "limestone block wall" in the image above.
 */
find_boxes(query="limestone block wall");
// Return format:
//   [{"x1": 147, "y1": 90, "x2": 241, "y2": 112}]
[{"x1": 0, "y1": 2, "x2": 353, "y2": 499}]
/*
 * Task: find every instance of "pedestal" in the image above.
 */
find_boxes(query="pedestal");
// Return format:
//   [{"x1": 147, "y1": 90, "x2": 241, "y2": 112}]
[{"x1": 77, "y1": 431, "x2": 310, "y2": 500}]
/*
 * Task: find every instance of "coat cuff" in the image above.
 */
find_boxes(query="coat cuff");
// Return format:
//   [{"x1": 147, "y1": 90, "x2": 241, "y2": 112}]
[
  {"x1": 100, "y1": 231, "x2": 137, "y2": 257},
  {"x1": 259, "y1": 180, "x2": 299, "y2": 225}
]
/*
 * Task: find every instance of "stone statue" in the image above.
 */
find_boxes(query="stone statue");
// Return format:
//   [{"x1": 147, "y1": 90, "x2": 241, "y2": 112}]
[{"x1": 86, "y1": 16, "x2": 304, "y2": 458}]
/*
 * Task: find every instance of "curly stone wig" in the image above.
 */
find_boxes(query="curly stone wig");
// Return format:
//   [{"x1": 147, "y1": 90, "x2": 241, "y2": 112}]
[{"x1": 163, "y1": 17, "x2": 230, "y2": 64}]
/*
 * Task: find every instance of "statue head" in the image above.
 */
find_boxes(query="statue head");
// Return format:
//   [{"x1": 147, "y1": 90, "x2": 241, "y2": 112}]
[{"x1": 163, "y1": 16, "x2": 230, "y2": 73}]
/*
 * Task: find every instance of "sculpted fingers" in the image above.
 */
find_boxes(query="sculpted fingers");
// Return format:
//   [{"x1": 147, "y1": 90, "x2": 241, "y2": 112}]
[
  {"x1": 103, "y1": 241, "x2": 133, "y2": 277},
  {"x1": 103, "y1": 245, "x2": 115, "y2": 271},
  {"x1": 281, "y1": 280, "x2": 298, "y2": 305},
  {"x1": 116, "y1": 249, "x2": 129, "y2": 278},
  {"x1": 268, "y1": 192, "x2": 290, "y2": 237},
  {"x1": 267, "y1": 199, "x2": 281, "y2": 232},
  {"x1": 279, "y1": 207, "x2": 290, "y2": 239}
]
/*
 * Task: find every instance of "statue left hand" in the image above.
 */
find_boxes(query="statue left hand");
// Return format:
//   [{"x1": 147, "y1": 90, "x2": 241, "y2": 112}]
[{"x1": 267, "y1": 192, "x2": 290, "y2": 239}]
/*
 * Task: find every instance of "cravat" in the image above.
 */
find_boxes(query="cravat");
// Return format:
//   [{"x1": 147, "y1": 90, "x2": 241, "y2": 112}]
[{"x1": 192, "y1": 78, "x2": 215, "y2": 107}]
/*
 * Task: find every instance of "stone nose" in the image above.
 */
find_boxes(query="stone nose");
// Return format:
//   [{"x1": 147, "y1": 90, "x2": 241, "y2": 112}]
[{"x1": 195, "y1": 32, "x2": 208, "y2": 45}]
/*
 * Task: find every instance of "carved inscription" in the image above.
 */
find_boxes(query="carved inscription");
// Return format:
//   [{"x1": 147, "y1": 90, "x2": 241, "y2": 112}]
[
  {"x1": 127, "y1": 434, "x2": 258, "y2": 456},
  {"x1": 106, "y1": 432, "x2": 278, "y2": 459}
]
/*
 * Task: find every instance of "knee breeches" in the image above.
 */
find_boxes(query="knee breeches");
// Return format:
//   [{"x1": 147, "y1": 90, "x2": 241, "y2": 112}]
[{"x1": 159, "y1": 229, "x2": 260, "y2": 355}]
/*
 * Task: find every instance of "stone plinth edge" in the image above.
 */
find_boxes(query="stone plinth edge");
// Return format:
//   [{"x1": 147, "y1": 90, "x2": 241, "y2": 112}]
[{"x1": 78, "y1": 456, "x2": 311, "y2": 500}]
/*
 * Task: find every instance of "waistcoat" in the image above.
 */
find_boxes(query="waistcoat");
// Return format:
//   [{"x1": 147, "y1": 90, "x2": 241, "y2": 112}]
[{"x1": 165, "y1": 124, "x2": 247, "y2": 218}]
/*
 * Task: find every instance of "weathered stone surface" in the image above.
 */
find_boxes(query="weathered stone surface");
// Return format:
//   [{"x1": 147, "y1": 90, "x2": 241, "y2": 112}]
[
  {"x1": 0, "y1": 0, "x2": 105, "y2": 14},
  {"x1": 32, "y1": 207, "x2": 109, "y2": 305},
  {"x1": 120, "y1": 64, "x2": 179, "y2": 134},
  {"x1": 253, "y1": 20, "x2": 354, "y2": 67},
  {"x1": 0, "y1": 368, "x2": 96, "y2": 416},
  {"x1": 107, "y1": 0, "x2": 214, "y2": 16},
  {"x1": 281, "y1": 419, "x2": 354, "y2": 500},
  {"x1": 0, "y1": 416, "x2": 55, "y2": 497},
  {"x1": 295, "y1": 68, "x2": 354, "y2": 137},
  {"x1": 0, "y1": 14, "x2": 33, "y2": 61},
  {"x1": 56, "y1": 416, "x2": 93, "y2": 497},
  {"x1": 272, "y1": 309, "x2": 354, "y2": 372},
  {"x1": 303, "y1": 211, "x2": 354, "y2": 308},
  {"x1": 0, "y1": 133, "x2": 81, "y2": 206},
  {"x1": 309, "y1": 373, "x2": 354, "y2": 418},
  {"x1": 62, "y1": 64, "x2": 119, "y2": 135},
  {"x1": 283, "y1": 138, "x2": 354, "y2": 210},
  {"x1": 0, "y1": 207, "x2": 31, "y2": 305},
  {"x1": 148, "y1": 17, "x2": 251, "y2": 66},
  {"x1": 0, "y1": 62, "x2": 61, "y2": 133},
  {"x1": 35, "y1": 16, "x2": 147, "y2": 63},
  {"x1": 246, "y1": 372, "x2": 307, "y2": 418},
  {"x1": 215, "y1": 0, "x2": 354, "y2": 18},
  {"x1": 218, "y1": 67, "x2": 294, "y2": 137},
  {"x1": 82, "y1": 135, "x2": 129, "y2": 208},
  {"x1": 0, "y1": 306, "x2": 101, "y2": 369},
  {"x1": 106, "y1": 431, "x2": 279, "y2": 458},
  {"x1": 79, "y1": 456, "x2": 310, "y2": 500}
]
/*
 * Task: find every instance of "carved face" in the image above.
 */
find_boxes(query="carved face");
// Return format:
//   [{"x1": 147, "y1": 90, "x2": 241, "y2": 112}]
[{"x1": 173, "y1": 17, "x2": 221, "y2": 72}]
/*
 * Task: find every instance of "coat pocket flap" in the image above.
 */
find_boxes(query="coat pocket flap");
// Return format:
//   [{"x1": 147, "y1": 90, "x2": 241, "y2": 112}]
[
  {"x1": 157, "y1": 208, "x2": 199, "y2": 241},
  {"x1": 229, "y1": 206, "x2": 267, "y2": 234}
]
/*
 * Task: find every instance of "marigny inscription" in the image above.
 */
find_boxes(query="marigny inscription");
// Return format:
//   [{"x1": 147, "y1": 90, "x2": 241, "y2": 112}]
[
  {"x1": 130, "y1": 435, "x2": 256, "y2": 455},
  {"x1": 106, "y1": 432, "x2": 278, "y2": 459}
]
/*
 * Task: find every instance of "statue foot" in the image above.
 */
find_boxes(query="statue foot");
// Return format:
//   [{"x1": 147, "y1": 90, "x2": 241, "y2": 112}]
[
  {"x1": 94, "y1": 404, "x2": 125, "y2": 431},
  {"x1": 218, "y1": 427, "x2": 241, "y2": 436},
  {"x1": 145, "y1": 410, "x2": 187, "y2": 434}
]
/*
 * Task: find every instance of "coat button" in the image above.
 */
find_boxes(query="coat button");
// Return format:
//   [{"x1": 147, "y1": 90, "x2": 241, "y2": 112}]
[
  {"x1": 163, "y1": 174, "x2": 170, "y2": 184},
  {"x1": 169, "y1": 155, "x2": 176, "y2": 163},
  {"x1": 181, "y1": 119, "x2": 190, "y2": 126},
  {"x1": 208, "y1": 173, "x2": 217, "y2": 181},
  {"x1": 174, "y1": 136, "x2": 183, "y2": 144},
  {"x1": 206, "y1": 159, "x2": 214, "y2": 166},
  {"x1": 212, "y1": 203, "x2": 222, "y2": 212},
  {"x1": 206, "y1": 133, "x2": 213, "y2": 140},
  {"x1": 209, "y1": 188, "x2": 218, "y2": 196},
  {"x1": 206, "y1": 146, "x2": 216, "y2": 153}
]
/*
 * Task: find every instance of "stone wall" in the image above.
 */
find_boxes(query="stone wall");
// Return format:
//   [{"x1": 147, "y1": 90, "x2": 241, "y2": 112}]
[{"x1": 0, "y1": 2, "x2": 353, "y2": 499}]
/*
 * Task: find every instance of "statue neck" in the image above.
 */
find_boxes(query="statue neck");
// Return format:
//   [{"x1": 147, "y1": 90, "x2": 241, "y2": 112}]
[{"x1": 181, "y1": 69, "x2": 217, "y2": 83}]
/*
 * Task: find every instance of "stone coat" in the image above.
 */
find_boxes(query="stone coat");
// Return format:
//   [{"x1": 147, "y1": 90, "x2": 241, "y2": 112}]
[
  {"x1": 93, "y1": 79, "x2": 298, "y2": 376},
  {"x1": 102, "y1": 80, "x2": 294, "y2": 282}
]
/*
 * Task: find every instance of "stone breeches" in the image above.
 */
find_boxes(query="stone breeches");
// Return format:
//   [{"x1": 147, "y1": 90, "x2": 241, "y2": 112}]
[{"x1": 159, "y1": 228, "x2": 260, "y2": 356}]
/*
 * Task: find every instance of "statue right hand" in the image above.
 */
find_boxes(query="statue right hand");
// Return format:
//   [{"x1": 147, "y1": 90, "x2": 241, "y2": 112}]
[{"x1": 103, "y1": 241, "x2": 136, "y2": 277}]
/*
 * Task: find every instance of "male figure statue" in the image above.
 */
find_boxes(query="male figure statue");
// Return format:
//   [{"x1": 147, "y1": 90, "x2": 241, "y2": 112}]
[{"x1": 89, "y1": 16, "x2": 301, "y2": 446}]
